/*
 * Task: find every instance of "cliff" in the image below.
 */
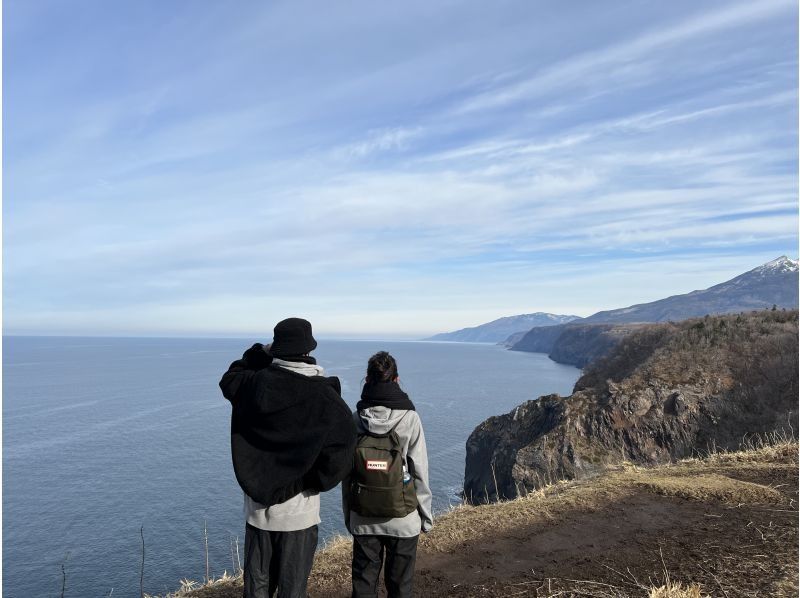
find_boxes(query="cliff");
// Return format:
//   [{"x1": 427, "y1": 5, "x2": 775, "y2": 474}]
[
  {"x1": 547, "y1": 323, "x2": 645, "y2": 367},
  {"x1": 465, "y1": 310, "x2": 798, "y2": 503},
  {"x1": 503, "y1": 323, "x2": 638, "y2": 368},
  {"x1": 505, "y1": 321, "x2": 571, "y2": 352},
  {"x1": 511, "y1": 322, "x2": 647, "y2": 367}
]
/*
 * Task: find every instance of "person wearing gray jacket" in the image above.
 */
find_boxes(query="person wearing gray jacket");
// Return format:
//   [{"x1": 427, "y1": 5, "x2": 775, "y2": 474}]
[{"x1": 342, "y1": 352, "x2": 433, "y2": 598}]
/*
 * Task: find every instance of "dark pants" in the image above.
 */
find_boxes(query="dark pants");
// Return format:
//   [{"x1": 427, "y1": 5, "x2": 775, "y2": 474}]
[
  {"x1": 243, "y1": 523, "x2": 318, "y2": 598},
  {"x1": 351, "y1": 534, "x2": 419, "y2": 598}
]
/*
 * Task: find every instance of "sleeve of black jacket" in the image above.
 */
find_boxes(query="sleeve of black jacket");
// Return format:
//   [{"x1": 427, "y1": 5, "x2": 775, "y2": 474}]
[
  {"x1": 304, "y1": 379, "x2": 357, "y2": 493},
  {"x1": 219, "y1": 343, "x2": 273, "y2": 403}
]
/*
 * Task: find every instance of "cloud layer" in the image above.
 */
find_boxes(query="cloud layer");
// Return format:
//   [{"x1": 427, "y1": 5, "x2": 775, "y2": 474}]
[{"x1": 5, "y1": 0, "x2": 798, "y2": 336}]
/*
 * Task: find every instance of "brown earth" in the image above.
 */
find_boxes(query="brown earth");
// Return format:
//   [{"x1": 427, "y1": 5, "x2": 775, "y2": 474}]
[{"x1": 167, "y1": 441, "x2": 798, "y2": 598}]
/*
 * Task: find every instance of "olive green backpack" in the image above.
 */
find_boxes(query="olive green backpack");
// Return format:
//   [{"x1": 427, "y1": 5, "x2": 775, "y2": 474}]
[{"x1": 350, "y1": 417, "x2": 419, "y2": 518}]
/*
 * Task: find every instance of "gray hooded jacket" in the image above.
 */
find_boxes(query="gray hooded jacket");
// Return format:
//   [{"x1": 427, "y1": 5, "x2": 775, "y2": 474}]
[{"x1": 342, "y1": 406, "x2": 433, "y2": 537}]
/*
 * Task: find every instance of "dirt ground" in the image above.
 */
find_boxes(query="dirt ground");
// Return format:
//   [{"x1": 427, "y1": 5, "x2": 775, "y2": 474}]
[
  {"x1": 179, "y1": 443, "x2": 798, "y2": 598},
  {"x1": 415, "y1": 486, "x2": 796, "y2": 597}
]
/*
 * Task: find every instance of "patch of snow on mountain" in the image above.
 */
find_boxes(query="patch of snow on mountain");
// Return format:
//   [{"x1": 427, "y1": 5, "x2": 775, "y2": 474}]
[{"x1": 754, "y1": 256, "x2": 799, "y2": 275}]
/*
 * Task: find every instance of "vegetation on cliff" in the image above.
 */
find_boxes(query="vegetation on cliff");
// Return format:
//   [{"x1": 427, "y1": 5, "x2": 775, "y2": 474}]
[{"x1": 547, "y1": 322, "x2": 645, "y2": 368}]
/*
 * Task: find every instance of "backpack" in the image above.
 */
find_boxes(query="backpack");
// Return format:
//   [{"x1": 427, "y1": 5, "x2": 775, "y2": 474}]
[{"x1": 349, "y1": 416, "x2": 419, "y2": 518}]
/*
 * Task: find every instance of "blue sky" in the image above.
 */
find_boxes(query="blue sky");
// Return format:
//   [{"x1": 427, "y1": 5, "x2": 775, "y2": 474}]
[{"x1": 4, "y1": 0, "x2": 798, "y2": 337}]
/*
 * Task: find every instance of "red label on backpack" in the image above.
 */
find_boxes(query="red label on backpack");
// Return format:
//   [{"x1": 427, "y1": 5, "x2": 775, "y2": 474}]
[{"x1": 365, "y1": 460, "x2": 388, "y2": 471}]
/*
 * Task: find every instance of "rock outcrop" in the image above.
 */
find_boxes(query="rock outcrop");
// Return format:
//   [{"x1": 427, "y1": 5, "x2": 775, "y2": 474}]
[
  {"x1": 545, "y1": 323, "x2": 645, "y2": 368},
  {"x1": 465, "y1": 310, "x2": 799, "y2": 503},
  {"x1": 509, "y1": 322, "x2": 648, "y2": 367},
  {"x1": 506, "y1": 322, "x2": 571, "y2": 353}
]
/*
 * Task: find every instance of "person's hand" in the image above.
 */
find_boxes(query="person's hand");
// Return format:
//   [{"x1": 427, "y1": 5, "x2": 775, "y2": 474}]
[{"x1": 242, "y1": 343, "x2": 272, "y2": 370}]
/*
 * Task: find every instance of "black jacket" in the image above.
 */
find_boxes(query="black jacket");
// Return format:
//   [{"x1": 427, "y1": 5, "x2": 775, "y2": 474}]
[{"x1": 220, "y1": 345, "x2": 357, "y2": 507}]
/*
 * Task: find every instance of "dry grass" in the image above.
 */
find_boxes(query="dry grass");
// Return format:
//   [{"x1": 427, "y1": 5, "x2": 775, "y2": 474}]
[
  {"x1": 304, "y1": 535, "x2": 352, "y2": 597},
  {"x1": 415, "y1": 467, "x2": 650, "y2": 557},
  {"x1": 689, "y1": 429, "x2": 798, "y2": 465},
  {"x1": 634, "y1": 473, "x2": 784, "y2": 504},
  {"x1": 147, "y1": 571, "x2": 241, "y2": 598},
  {"x1": 775, "y1": 569, "x2": 800, "y2": 598},
  {"x1": 648, "y1": 581, "x2": 705, "y2": 598}
]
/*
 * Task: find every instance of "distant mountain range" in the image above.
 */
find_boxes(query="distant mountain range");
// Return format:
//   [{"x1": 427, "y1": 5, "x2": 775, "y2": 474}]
[
  {"x1": 426, "y1": 256, "x2": 798, "y2": 349},
  {"x1": 424, "y1": 312, "x2": 581, "y2": 343},
  {"x1": 578, "y1": 255, "x2": 799, "y2": 325},
  {"x1": 511, "y1": 256, "x2": 799, "y2": 365}
]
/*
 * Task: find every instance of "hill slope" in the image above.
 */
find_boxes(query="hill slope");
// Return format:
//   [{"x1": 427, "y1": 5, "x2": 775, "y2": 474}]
[
  {"x1": 168, "y1": 441, "x2": 798, "y2": 597},
  {"x1": 425, "y1": 312, "x2": 580, "y2": 343},
  {"x1": 583, "y1": 255, "x2": 798, "y2": 324}
]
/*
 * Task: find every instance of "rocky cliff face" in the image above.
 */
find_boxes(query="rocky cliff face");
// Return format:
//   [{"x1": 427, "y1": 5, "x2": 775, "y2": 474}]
[
  {"x1": 464, "y1": 310, "x2": 798, "y2": 503},
  {"x1": 509, "y1": 322, "x2": 644, "y2": 367},
  {"x1": 546, "y1": 324, "x2": 647, "y2": 368},
  {"x1": 507, "y1": 322, "x2": 571, "y2": 353}
]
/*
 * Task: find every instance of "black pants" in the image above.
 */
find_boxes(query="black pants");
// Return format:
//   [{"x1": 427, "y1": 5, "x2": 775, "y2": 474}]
[
  {"x1": 243, "y1": 523, "x2": 318, "y2": 598},
  {"x1": 351, "y1": 534, "x2": 419, "y2": 598}
]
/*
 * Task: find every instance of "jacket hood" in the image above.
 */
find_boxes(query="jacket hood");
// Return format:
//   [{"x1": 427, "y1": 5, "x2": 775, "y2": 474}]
[{"x1": 357, "y1": 406, "x2": 411, "y2": 435}]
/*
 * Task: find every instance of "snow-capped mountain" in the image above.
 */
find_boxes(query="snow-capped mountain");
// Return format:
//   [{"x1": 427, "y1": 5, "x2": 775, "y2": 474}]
[
  {"x1": 429, "y1": 256, "x2": 797, "y2": 347},
  {"x1": 751, "y1": 255, "x2": 799, "y2": 275},
  {"x1": 510, "y1": 256, "x2": 799, "y2": 359},
  {"x1": 581, "y1": 255, "x2": 799, "y2": 324}
]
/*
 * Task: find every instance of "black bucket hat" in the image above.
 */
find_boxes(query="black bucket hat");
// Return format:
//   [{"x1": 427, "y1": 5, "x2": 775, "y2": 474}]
[{"x1": 270, "y1": 318, "x2": 317, "y2": 357}]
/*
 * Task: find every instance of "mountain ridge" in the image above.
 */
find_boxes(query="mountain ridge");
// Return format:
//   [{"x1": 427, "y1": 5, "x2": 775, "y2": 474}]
[
  {"x1": 424, "y1": 312, "x2": 581, "y2": 343},
  {"x1": 581, "y1": 255, "x2": 798, "y2": 325},
  {"x1": 510, "y1": 256, "x2": 799, "y2": 364}
]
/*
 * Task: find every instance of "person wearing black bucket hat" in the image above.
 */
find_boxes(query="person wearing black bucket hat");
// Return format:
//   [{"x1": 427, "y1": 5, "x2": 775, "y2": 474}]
[
  {"x1": 220, "y1": 318, "x2": 357, "y2": 598},
  {"x1": 269, "y1": 317, "x2": 318, "y2": 358}
]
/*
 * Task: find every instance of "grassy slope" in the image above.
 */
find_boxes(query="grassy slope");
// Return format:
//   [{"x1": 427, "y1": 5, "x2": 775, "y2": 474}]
[{"x1": 161, "y1": 439, "x2": 798, "y2": 598}]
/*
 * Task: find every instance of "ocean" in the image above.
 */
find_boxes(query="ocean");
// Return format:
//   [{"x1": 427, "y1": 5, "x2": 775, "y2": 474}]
[{"x1": 2, "y1": 336, "x2": 580, "y2": 597}]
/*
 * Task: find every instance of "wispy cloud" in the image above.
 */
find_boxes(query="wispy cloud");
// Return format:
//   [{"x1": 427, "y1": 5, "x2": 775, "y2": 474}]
[
  {"x1": 333, "y1": 127, "x2": 424, "y2": 160},
  {"x1": 454, "y1": 0, "x2": 795, "y2": 114},
  {"x1": 4, "y1": 0, "x2": 797, "y2": 336}
]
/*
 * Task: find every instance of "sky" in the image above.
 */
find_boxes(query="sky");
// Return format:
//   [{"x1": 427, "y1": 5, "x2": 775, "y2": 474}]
[{"x1": 4, "y1": 0, "x2": 798, "y2": 338}]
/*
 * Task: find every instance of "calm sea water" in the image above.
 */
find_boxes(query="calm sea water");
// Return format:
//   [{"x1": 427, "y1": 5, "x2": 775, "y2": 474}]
[{"x1": 3, "y1": 336, "x2": 579, "y2": 597}]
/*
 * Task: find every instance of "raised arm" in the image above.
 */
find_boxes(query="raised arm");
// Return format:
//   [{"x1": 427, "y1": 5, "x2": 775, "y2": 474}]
[{"x1": 219, "y1": 343, "x2": 272, "y2": 403}]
